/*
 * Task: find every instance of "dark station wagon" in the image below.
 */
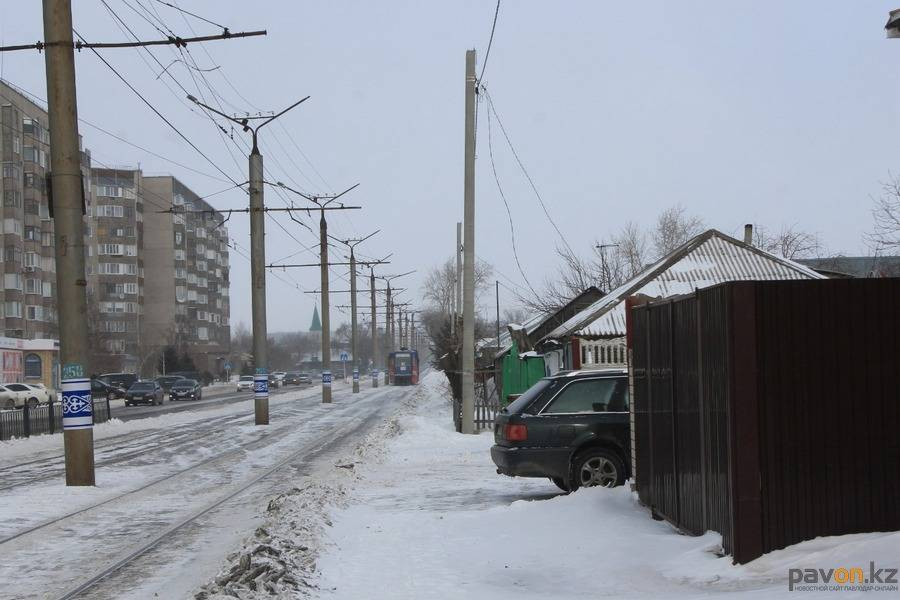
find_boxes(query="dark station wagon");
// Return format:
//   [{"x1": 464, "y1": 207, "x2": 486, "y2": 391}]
[{"x1": 491, "y1": 369, "x2": 631, "y2": 492}]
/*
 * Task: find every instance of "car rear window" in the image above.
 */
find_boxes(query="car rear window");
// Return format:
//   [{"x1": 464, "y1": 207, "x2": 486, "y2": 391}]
[
  {"x1": 542, "y1": 377, "x2": 629, "y2": 414},
  {"x1": 505, "y1": 379, "x2": 558, "y2": 415}
]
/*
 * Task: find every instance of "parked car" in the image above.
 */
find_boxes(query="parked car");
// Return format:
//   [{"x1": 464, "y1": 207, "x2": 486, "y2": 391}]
[
  {"x1": 98, "y1": 372, "x2": 138, "y2": 391},
  {"x1": 490, "y1": 369, "x2": 631, "y2": 492},
  {"x1": 0, "y1": 383, "x2": 51, "y2": 410},
  {"x1": 297, "y1": 372, "x2": 312, "y2": 384},
  {"x1": 236, "y1": 375, "x2": 255, "y2": 392},
  {"x1": 169, "y1": 378, "x2": 202, "y2": 401},
  {"x1": 91, "y1": 378, "x2": 127, "y2": 401},
  {"x1": 272, "y1": 371, "x2": 287, "y2": 383},
  {"x1": 24, "y1": 383, "x2": 55, "y2": 402},
  {"x1": 155, "y1": 375, "x2": 186, "y2": 393},
  {"x1": 124, "y1": 381, "x2": 165, "y2": 406}
]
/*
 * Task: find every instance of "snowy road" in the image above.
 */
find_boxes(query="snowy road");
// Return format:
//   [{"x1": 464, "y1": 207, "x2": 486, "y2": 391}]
[{"x1": 0, "y1": 380, "x2": 416, "y2": 600}]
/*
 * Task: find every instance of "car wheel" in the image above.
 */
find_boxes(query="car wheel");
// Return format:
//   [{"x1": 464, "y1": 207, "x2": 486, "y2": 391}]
[
  {"x1": 125, "y1": 402, "x2": 131, "y2": 407},
  {"x1": 569, "y1": 449, "x2": 625, "y2": 491},
  {"x1": 108, "y1": 392, "x2": 116, "y2": 402},
  {"x1": 27, "y1": 397, "x2": 40, "y2": 409},
  {"x1": 551, "y1": 477, "x2": 571, "y2": 492},
  {"x1": 3, "y1": 399, "x2": 15, "y2": 410}
]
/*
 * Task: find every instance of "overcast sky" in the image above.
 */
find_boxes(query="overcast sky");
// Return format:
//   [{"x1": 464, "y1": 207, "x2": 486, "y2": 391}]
[{"x1": 3, "y1": 2, "x2": 900, "y2": 333}]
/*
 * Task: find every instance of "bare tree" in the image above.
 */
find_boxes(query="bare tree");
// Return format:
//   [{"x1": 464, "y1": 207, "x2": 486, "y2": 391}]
[
  {"x1": 501, "y1": 307, "x2": 529, "y2": 327},
  {"x1": 867, "y1": 176, "x2": 900, "y2": 253},
  {"x1": 752, "y1": 224, "x2": 822, "y2": 259},
  {"x1": 652, "y1": 205, "x2": 705, "y2": 258},
  {"x1": 616, "y1": 221, "x2": 650, "y2": 276},
  {"x1": 421, "y1": 256, "x2": 493, "y2": 314}
]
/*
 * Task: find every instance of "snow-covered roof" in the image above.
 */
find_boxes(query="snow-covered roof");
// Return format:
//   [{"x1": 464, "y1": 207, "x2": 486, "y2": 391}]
[{"x1": 542, "y1": 229, "x2": 825, "y2": 340}]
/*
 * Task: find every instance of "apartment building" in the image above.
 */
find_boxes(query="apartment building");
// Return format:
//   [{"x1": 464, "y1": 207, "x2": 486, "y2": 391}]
[
  {"x1": 0, "y1": 79, "x2": 92, "y2": 341},
  {"x1": 143, "y1": 175, "x2": 231, "y2": 374},
  {"x1": 86, "y1": 168, "x2": 145, "y2": 373}
]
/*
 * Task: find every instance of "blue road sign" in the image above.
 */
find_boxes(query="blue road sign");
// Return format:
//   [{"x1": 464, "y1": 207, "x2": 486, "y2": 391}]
[{"x1": 340, "y1": 351, "x2": 349, "y2": 362}]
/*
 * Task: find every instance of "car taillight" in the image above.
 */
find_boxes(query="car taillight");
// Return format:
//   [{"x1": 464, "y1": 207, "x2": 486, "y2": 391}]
[{"x1": 504, "y1": 423, "x2": 527, "y2": 441}]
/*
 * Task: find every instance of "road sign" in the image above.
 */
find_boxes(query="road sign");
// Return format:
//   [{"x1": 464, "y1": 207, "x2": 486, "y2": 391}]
[
  {"x1": 224, "y1": 361, "x2": 232, "y2": 371},
  {"x1": 340, "y1": 351, "x2": 349, "y2": 362}
]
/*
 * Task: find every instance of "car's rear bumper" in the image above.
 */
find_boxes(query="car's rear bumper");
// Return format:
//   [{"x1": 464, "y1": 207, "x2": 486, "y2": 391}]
[{"x1": 490, "y1": 444, "x2": 571, "y2": 480}]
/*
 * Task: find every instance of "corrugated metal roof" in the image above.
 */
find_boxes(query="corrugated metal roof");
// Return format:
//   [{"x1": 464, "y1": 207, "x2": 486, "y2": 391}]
[{"x1": 543, "y1": 229, "x2": 825, "y2": 340}]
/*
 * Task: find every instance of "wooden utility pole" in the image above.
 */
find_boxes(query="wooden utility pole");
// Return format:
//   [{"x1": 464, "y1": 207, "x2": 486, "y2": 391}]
[
  {"x1": 44, "y1": 0, "x2": 94, "y2": 485},
  {"x1": 462, "y1": 49, "x2": 477, "y2": 434},
  {"x1": 384, "y1": 283, "x2": 392, "y2": 385},
  {"x1": 349, "y1": 248, "x2": 359, "y2": 392}
]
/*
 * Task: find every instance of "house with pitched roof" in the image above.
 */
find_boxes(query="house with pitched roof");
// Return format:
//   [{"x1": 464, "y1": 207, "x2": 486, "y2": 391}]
[{"x1": 537, "y1": 229, "x2": 825, "y2": 370}]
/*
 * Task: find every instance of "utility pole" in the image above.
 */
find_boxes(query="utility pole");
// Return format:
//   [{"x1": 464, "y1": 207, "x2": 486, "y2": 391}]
[
  {"x1": 370, "y1": 268, "x2": 378, "y2": 387},
  {"x1": 188, "y1": 95, "x2": 309, "y2": 425},
  {"x1": 454, "y1": 221, "x2": 462, "y2": 336},
  {"x1": 349, "y1": 248, "x2": 359, "y2": 392},
  {"x1": 496, "y1": 280, "x2": 501, "y2": 351},
  {"x1": 385, "y1": 283, "x2": 392, "y2": 385},
  {"x1": 44, "y1": 0, "x2": 94, "y2": 486},
  {"x1": 461, "y1": 49, "x2": 477, "y2": 434},
  {"x1": 319, "y1": 209, "x2": 333, "y2": 402}
]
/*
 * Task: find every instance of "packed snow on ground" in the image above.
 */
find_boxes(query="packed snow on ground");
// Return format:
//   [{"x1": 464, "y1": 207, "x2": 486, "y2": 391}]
[{"x1": 296, "y1": 372, "x2": 899, "y2": 600}]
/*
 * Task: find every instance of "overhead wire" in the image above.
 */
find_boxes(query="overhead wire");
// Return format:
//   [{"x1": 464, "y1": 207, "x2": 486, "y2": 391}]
[{"x1": 483, "y1": 88, "x2": 576, "y2": 257}]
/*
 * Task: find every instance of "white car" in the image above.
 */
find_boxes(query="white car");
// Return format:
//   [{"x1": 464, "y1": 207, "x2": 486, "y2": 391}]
[
  {"x1": 236, "y1": 375, "x2": 254, "y2": 392},
  {"x1": 0, "y1": 383, "x2": 51, "y2": 410}
]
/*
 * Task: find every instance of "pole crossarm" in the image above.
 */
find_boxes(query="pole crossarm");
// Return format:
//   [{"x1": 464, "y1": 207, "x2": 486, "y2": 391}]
[
  {"x1": 266, "y1": 259, "x2": 389, "y2": 269},
  {"x1": 303, "y1": 288, "x2": 405, "y2": 294},
  {"x1": 1, "y1": 30, "x2": 266, "y2": 52}
]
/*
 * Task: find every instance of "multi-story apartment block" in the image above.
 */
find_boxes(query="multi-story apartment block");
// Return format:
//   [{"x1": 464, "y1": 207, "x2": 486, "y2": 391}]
[
  {"x1": 86, "y1": 168, "x2": 145, "y2": 373},
  {"x1": 143, "y1": 175, "x2": 231, "y2": 374},
  {"x1": 0, "y1": 79, "x2": 92, "y2": 341}
]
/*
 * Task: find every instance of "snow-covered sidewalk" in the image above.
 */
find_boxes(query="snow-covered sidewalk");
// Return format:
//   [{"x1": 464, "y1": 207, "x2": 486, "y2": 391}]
[{"x1": 306, "y1": 372, "x2": 899, "y2": 600}]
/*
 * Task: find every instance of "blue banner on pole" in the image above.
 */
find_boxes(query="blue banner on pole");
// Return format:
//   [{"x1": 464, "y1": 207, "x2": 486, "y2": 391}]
[
  {"x1": 353, "y1": 368, "x2": 359, "y2": 381},
  {"x1": 322, "y1": 371, "x2": 333, "y2": 386},
  {"x1": 62, "y1": 377, "x2": 92, "y2": 430}
]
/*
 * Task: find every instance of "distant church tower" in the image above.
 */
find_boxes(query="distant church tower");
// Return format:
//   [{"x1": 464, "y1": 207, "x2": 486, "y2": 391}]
[{"x1": 309, "y1": 305, "x2": 322, "y2": 344}]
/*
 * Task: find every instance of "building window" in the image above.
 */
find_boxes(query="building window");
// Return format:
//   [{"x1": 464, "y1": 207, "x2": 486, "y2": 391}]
[
  {"x1": 26, "y1": 305, "x2": 44, "y2": 321},
  {"x1": 124, "y1": 282, "x2": 138, "y2": 295},
  {"x1": 197, "y1": 327, "x2": 208, "y2": 341},
  {"x1": 95, "y1": 205, "x2": 124, "y2": 217},
  {"x1": 25, "y1": 279, "x2": 40, "y2": 294},
  {"x1": 4, "y1": 301, "x2": 23, "y2": 318},
  {"x1": 98, "y1": 243, "x2": 123, "y2": 256},
  {"x1": 41, "y1": 231, "x2": 53, "y2": 247},
  {"x1": 24, "y1": 353, "x2": 42, "y2": 378},
  {"x1": 24, "y1": 252, "x2": 39, "y2": 268},
  {"x1": 4, "y1": 273, "x2": 23, "y2": 290}
]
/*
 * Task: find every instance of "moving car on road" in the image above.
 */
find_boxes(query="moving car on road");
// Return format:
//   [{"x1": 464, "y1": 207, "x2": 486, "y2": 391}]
[
  {"x1": 283, "y1": 372, "x2": 301, "y2": 385},
  {"x1": 169, "y1": 379, "x2": 202, "y2": 401},
  {"x1": 155, "y1": 375, "x2": 186, "y2": 393},
  {"x1": 297, "y1": 372, "x2": 311, "y2": 384},
  {"x1": 0, "y1": 383, "x2": 51, "y2": 410},
  {"x1": 98, "y1": 372, "x2": 138, "y2": 391},
  {"x1": 490, "y1": 369, "x2": 631, "y2": 492},
  {"x1": 236, "y1": 375, "x2": 255, "y2": 392},
  {"x1": 91, "y1": 378, "x2": 127, "y2": 401},
  {"x1": 125, "y1": 380, "x2": 165, "y2": 406}
]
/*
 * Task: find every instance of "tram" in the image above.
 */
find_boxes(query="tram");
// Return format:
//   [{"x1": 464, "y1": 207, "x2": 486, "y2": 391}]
[{"x1": 387, "y1": 349, "x2": 419, "y2": 385}]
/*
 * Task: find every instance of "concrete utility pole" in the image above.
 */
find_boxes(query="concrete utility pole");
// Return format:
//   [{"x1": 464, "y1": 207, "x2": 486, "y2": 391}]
[
  {"x1": 454, "y1": 221, "x2": 462, "y2": 336},
  {"x1": 319, "y1": 209, "x2": 333, "y2": 403},
  {"x1": 370, "y1": 268, "x2": 378, "y2": 387},
  {"x1": 384, "y1": 283, "x2": 391, "y2": 385},
  {"x1": 461, "y1": 49, "x2": 477, "y2": 434},
  {"x1": 44, "y1": 0, "x2": 94, "y2": 486},
  {"x1": 188, "y1": 96, "x2": 309, "y2": 425},
  {"x1": 249, "y1": 141, "x2": 269, "y2": 423},
  {"x1": 349, "y1": 248, "x2": 359, "y2": 393}
]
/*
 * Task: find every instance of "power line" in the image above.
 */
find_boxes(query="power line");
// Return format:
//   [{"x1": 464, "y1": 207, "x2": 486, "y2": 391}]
[
  {"x1": 483, "y1": 88, "x2": 575, "y2": 257},
  {"x1": 478, "y1": 0, "x2": 501, "y2": 83},
  {"x1": 72, "y1": 28, "x2": 243, "y2": 187},
  {"x1": 151, "y1": 0, "x2": 227, "y2": 31},
  {"x1": 486, "y1": 99, "x2": 539, "y2": 299}
]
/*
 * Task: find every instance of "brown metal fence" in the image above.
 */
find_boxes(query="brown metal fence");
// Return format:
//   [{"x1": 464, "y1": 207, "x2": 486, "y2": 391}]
[{"x1": 631, "y1": 279, "x2": 900, "y2": 563}]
